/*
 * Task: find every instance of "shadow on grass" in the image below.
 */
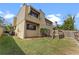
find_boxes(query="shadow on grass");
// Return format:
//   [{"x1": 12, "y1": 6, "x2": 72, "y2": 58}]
[{"x1": 0, "y1": 35, "x2": 25, "y2": 55}]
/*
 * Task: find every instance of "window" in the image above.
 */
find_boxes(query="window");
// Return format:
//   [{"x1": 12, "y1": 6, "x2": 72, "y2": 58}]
[
  {"x1": 30, "y1": 10, "x2": 39, "y2": 18},
  {"x1": 27, "y1": 24, "x2": 36, "y2": 30}
]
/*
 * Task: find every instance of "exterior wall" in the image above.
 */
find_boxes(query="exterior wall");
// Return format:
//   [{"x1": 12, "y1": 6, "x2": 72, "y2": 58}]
[
  {"x1": 39, "y1": 10, "x2": 53, "y2": 36},
  {"x1": 25, "y1": 29, "x2": 39, "y2": 37},
  {"x1": 39, "y1": 10, "x2": 46, "y2": 28},
  {"x1": 15, "y1": 5, "x2": 26, "y2": 39},
  {"x1": 12, "y1": 17, "x2": 17, "y2": 27},
  {"x1": 24, "y1": 6, "x2": 41, "y2": 37},
  {"x1": 16, "y1": 5, "x2": 26, "y2": 26},
  {"x1": 45, "y1": 19, "x2": 53, "y2": 36},
  {"x1": 0, "y1": 26, "x2": 3, "y2": 37},
  {"x1": 25, "y1": 15, "x2": 40, "y2": 24},
  {"x1": 63, "y1": 30, "x2": 75, "y2": 38},
  {"x1": 25, "y1": 6, "x2": 40, "y2": 24},
  {"x1": 15, "y1": 20, "x2": 25, "y2": 39},
  {"x1": 47, "y1": 26, "x2": 53, "y2": 36},
  {"x1": 24, "y1": 21, "x2": 40, "y2": 37}
]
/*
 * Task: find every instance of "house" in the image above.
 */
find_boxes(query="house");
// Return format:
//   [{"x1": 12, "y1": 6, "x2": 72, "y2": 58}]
[{"x1": 13, "y1": 4, "x2": 53, "y2": 39}]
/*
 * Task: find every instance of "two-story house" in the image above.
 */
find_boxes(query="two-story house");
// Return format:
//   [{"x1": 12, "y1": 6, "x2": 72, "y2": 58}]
[{"x1": 13, "y1": 4, "x2": 53, "y2": 39}]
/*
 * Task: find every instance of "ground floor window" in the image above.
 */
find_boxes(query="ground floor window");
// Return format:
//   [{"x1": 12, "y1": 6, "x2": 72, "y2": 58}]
[{"x1": 26, "y1": 23, "x2": 36, "y2": 30}]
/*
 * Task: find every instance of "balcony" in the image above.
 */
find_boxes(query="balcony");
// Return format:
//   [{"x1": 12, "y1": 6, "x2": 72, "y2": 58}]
[{"x1": 26, "y1": 15, "x2": 40, "y2": 24}]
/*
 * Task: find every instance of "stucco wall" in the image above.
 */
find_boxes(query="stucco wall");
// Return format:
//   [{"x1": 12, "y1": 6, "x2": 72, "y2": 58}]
[
  {"x1": 25, "y1": 21, "x2": 40, "y2": 37},
  {"x1": 15, "y1": 5, "x2": 26, "y2": 39},
  {"x1": 63, "y1": 30, "x2": 75, "y2": 38},
  {"x1": 15, "y1": 20, "x2": 25, "y2": 39},
  {"x1": 39, "y1": 10, "x2": 46, "y2": 28},
  {"x1": 16, "y1": 5, "x2": 26, "y2": 26},
  {"x1": 26, "y1": 30, "x2": 39, "y2": 37},
  {"x1": 53, "y1": 30, "x2": 77, "y2": 39}
]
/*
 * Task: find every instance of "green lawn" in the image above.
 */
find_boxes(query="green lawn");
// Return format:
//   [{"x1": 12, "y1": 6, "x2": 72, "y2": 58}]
[
  {"x1": 0, "y1": 35, "x2": 79, "y2": 55},
  {"x1": 0, "y1": 35, "x2": 25, "y2": 55}
]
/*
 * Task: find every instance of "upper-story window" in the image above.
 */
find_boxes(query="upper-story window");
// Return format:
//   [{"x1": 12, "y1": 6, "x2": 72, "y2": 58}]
[{"x1": 29, "y1": 8, "x2": 39, "y2": 18}]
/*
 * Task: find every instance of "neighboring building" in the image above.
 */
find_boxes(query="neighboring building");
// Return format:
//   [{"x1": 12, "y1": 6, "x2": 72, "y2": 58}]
[
  {"x1": 0, "y1": 25, "x2": 3, "y2": 37},
  {"x1": 13, "y1": 4, "x2": 53, "y2": 39},
  {"x1": 0, "y1": 16, "x2": 4, "y2": 37}
]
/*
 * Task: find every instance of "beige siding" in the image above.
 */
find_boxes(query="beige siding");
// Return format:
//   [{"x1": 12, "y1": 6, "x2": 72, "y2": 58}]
[
  {"x1": 16, "y1": 5, "x2": 26, "y2": 26},
  {"x1": 12, "y1": 17, "x2": 17, "y2": 27},
  {"x1": 25, "y1": 21, "x2": 40, "y2": 37},
  {"x1": 25, "y1": 6, "x2": 40, "y2": 24},
  {"x1": 39, "y1": 10, "x2": 53, "y2": 36},
  {"x1": 25, "y1": 15, "x2": 40, "y2": 24},
  {"x1": 15, "y1": 5, "x2": 26, "y2": 39},
  {"x1": 15, "y1": 20, "x2": 25, "y2": 39},
  {"x1": 26, "y1": 30, "x2": 39, "y2": 37},
  {"x1": 39, "y1": 10, "x2": 46, "y2": 28}
]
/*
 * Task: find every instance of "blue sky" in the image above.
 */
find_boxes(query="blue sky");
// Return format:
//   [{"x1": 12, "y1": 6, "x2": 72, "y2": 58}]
[{"x1": 0, "y1": 3, "x2": 79, "y2": 29}]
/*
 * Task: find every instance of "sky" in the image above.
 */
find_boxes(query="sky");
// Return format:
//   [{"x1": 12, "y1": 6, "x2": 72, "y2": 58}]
[{"x1": 0, "y1": 3, "x2": 79, "y2": 29}]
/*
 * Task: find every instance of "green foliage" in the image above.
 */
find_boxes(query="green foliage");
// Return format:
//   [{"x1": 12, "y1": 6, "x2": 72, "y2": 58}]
[
  {"x1": 53, "y1": 25, "x2": 63, "y2": 30},
  {"x1": 40, "y1": 28, "x2": 49, "y2": 33},
  {"x1": 5, "y1": 24, "x2": 12, "y2": 31},
  {"x1": 0, "y1": 35, "x2": 25, "y2": 54},
  {"x1": 14, "y1": 37, "x2": 79, "y2": 54},
  {"x1": 40, "y1": 28, "x2": 50, "y2": 36},
  {"x1": 63, "y1": 15, "x2": 75, "y2": 30},
  {"x1": 54, "y1": 15, "x2": 75, "y2": 30}
]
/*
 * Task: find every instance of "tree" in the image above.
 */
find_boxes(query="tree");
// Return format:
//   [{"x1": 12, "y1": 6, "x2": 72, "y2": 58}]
[
  {"x1": 53, "y1": 15, "x2": 75, "y2": 30},
  {"x1": 53, "y1": 21, "x2": 63, "y2": 30},
  {"x1": 63, "y1": 15, "x2": 75, "y2": 30},
  {"x1": 5, "y1": 24, "x2": 12, "y2": 32}
]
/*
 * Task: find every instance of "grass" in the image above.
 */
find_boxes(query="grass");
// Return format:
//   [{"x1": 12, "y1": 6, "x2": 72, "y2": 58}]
[
  {"x1": 14, "y1": 37, "x2": 79, "y2": 55},
  {"x1": 0, "y1": 35, "x2": 79, "y2": 55},
  {"x1": 0, "y1": 35, "x2": 25, "y2": 55}
]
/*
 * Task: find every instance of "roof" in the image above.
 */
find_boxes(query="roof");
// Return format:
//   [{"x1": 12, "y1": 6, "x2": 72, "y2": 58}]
[{"x1": 16, "y1": 3, "x2": 45, "y2": 17}]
